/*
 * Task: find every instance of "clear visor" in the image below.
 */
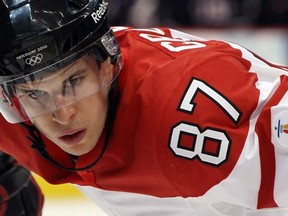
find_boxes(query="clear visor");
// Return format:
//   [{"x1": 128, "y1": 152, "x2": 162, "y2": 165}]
[{"x1": 0, "y1": 45, "x2": 120, "y2": 123}]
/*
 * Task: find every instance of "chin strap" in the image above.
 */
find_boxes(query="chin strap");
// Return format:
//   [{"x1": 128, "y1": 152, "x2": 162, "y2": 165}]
[{"x1": 19, "y1": 122, "x2": 108, "y2": 172}]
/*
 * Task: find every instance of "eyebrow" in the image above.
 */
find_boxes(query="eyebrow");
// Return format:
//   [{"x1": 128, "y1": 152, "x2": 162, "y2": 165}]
[
  {"x1": 17, "y1": 66, "x2": 87, "y2": 89},
  {"x1": 16, "y1": 77, "x2": 44, "y2": 90},
  {"x1": 18, "y1": 56, "x2": 86, "y2": 84}
]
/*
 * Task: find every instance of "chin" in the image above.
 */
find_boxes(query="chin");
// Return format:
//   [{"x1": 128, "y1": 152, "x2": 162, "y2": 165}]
[
  {"x1": 59, "y1": 145, "x2": 86, "y2": 156},
  {"x1": 67, "y1": 144, "x2": 96, "y2": 156}
]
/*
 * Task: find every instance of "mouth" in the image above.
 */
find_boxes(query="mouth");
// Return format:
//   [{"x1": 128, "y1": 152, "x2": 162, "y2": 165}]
[{"x1": 58, "y1": 129, "x2": 86, "y2": 145}]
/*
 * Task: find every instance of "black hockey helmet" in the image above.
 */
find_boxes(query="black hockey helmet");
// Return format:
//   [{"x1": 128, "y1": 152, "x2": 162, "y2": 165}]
[{"x1": 0, "y1": 0, "x2": 122, "y2": 123}]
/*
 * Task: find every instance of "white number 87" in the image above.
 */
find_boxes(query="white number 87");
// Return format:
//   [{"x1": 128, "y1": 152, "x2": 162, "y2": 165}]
[{"x1": 169, "y1": 79, "x2": 241, "y2": 165}]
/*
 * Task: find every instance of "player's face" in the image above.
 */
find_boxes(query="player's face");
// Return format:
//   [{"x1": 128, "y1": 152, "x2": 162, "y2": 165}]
[{"x1": 24, "y1": 55, "x2": 114, "y2": 155}]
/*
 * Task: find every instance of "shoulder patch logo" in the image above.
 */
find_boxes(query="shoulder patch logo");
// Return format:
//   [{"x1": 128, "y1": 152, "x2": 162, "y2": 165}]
[{"x1": 272, "y1": 110, "x2": 288, "y2": 148}]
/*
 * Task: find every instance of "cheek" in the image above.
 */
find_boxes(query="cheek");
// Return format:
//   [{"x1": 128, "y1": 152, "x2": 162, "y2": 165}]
[
  {"x1": 31, "y1": 114, "x2": 54, "y2": 136},
  {"x1": 88, "y1": 89, "x2": 109, "y2": 122}
]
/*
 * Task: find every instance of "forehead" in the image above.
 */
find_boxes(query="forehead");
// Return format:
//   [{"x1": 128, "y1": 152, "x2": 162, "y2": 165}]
[{"x1": 18, "y1": 55, "x2": 97, "y2": 86}]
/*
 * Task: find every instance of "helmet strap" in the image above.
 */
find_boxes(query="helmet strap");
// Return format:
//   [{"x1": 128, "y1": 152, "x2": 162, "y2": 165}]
[{"x1": 19, "y1": 122, "x2": 108, "y2": 172}]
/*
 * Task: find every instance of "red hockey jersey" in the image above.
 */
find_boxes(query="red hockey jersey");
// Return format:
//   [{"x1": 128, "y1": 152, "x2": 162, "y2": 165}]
[{"x1": 1, "y1": 27, "x2": 288, "y2": 215}]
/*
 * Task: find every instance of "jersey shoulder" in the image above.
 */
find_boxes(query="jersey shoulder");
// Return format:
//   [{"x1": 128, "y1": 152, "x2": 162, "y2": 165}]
[{"x1": 113, "y1": 27, "x2": 243, "y2": 59}]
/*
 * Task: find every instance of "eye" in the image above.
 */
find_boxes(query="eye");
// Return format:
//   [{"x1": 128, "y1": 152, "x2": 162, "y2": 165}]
[
  {"x1": 23, "y1": 90, "x2": 47, "y2": 100},
  {"x1": 67, "y1": 72, "x2": 85, "y2": 87}
]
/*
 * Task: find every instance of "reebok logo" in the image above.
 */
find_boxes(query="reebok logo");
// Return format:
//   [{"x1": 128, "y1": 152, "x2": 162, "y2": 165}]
[{"x1": 91, "y1": 1, "x2": 108, "y2": 24}]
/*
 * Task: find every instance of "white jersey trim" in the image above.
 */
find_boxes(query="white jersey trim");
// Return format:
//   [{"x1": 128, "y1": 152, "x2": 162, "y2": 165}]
[{"x1": 77, "y1": 185, "x2": 288, "y2": 216}]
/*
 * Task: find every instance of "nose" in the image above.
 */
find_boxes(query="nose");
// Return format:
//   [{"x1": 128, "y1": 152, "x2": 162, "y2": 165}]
[
  {"x1": 52, "y1": 105, "x2": 76, "y2": 125},
  {"x1": 51, "y1": 95, "x2": 77, "y2": 125}
]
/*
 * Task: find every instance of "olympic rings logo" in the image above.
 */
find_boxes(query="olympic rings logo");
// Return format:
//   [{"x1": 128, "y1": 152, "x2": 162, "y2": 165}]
[{"x1": 25, "y1": 54, "x2": 43, "y2": 66}]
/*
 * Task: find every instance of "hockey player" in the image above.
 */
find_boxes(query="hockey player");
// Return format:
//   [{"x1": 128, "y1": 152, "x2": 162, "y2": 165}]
[{"x1": 0, "y1": 0, "x2": 288, "y2": 215}]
